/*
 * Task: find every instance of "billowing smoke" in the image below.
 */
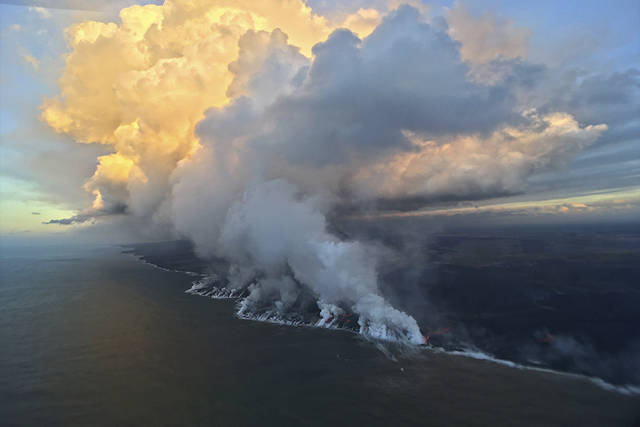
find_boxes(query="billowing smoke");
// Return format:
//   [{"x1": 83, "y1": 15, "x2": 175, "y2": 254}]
[{"x1": 41, "y1": 1, "x2": 606, "y2": 343}]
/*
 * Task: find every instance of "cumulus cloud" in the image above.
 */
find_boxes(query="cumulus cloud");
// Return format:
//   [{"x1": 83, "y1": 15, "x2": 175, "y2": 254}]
[
  {"x1": 40, "y1": 1, "x2": 608, "y2": 343},
  {"x1": 338, "y1": 7, "x2": 382, "y2": 39},
  {"x1": 446, "y1": 3, "x2": 531, "y2": 64},
  {"x1": 541, "y1": 68, "x2": 640, "y2": 134},
  {"x1": 40, "y1": 0, "x2": 353, "y2": 223},
  {"x1": 28, "y1": 6, "x2": 52, "y2": 19},
  {"x1": 351, "y1": 112, "x2": 606, "y2": 200},
  {"x1": 19, "y1": 51, "x2": 39, "y2": 69},
  {"x1": 259, "y1": 8, "x2": 519, "y2": 167},
  {"x1": 226, "y1": 29, "x2": 309, "y2": 107}
]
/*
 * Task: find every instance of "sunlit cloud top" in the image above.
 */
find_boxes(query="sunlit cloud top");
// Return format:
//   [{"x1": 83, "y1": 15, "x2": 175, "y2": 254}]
[{"x1": 1, "y1": 0, "x2": 638, "y2": 239}]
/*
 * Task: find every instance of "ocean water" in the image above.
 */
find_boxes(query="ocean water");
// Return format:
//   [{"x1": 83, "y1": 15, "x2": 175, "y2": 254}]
[{"x1": 1, "y1": 245, "x2": 638, "y2": 426}]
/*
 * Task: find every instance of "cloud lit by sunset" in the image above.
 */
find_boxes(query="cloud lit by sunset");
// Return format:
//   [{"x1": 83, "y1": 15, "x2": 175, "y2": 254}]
[
  {"x1": 1, "y1": 2, "x2": 640, "y2": 424},
  {"x1": 1, "y1": 0, "x2": 637, "y2": 237}
]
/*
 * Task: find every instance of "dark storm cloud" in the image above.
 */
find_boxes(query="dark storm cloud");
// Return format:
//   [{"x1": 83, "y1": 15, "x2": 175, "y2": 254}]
[
  {"x1": 562, "y1": 69, "x2": 640, "y2": 171},
  {"x1": 516, "y1": 67, "x2": 640, "y2": 198},
  {"x1": 44, "y1": 214, "x2": 93, "y2": 225},
  {"x1": 529, "y1": 67, "x2": 639, "y2": 139},
  {"x1": 258, "y1": 7, "x2": 522, "y2": 166},
  {"x1": 44, "y1": 204, "x2": 126, "y2": 225},
  {"x1": 539, "y1": 68, "x2": 640, "y2": 136},
  {"x1": 188, "y1": 5, "x2": 604, "y2": 213}
]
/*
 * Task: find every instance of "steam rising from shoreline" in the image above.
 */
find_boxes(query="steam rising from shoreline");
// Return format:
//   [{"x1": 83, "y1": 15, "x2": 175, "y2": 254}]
[{"x1": 41, "y1": 0, "x2": 606, "y2": 343}]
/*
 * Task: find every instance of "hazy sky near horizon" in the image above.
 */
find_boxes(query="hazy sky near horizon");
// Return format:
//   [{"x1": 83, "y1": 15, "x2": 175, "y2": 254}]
[{"x1": 0, "y1": 0, "x2": 638, "y2": 241}]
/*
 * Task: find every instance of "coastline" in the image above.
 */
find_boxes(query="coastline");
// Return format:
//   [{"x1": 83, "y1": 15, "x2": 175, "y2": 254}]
[{"x1": 127, "y1": 248, "x2": 640, "y2": 397}]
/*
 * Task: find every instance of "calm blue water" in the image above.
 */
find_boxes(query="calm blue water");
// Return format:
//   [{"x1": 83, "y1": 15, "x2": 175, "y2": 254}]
[{"x1": 0, "y1": 245, "x2": 637, "y2": 426}]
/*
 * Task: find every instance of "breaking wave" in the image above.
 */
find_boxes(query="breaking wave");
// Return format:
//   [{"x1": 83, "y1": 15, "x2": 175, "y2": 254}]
[
  {"x1": 431, "y1": 347, "x2": 640, "y2": 396},
  {"x1": 187, "y1": 275, "x2": 247, "y2": 299},
  {"x1": 185, "y1": 277, "x2": 420, "y2": 344},
  {"x1": 126, "y1": 253, "x2": 200, "y2": 277}
]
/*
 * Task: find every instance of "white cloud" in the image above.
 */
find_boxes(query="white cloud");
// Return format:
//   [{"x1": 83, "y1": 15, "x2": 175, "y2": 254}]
[
  {"x1": 20, "y1": 52, "x2": 40, "y2": 70},
  {"x1": 28, "y1": 6, "x2": 52, "y2": 19},
  {"x1": 446, "y1": 3, "x2": 531, "y2": 64}
]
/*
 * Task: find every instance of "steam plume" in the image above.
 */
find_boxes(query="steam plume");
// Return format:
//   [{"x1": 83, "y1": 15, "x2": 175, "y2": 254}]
[{"x1": 41, "y1": 1, "x2": 606, "y2": 343}]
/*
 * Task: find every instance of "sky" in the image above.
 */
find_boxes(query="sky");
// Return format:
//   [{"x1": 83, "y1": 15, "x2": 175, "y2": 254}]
[{"x1": 0, "y1": 0, "x2": 638, "y2": 243}]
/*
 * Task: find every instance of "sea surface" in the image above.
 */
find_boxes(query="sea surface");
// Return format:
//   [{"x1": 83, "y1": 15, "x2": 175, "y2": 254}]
[
  {"x1": 1, "y1": 243, "x2": 639, "y2": 426},
  {"x1": 128, "y1": 224, "x2": 640, "y2": 386}
]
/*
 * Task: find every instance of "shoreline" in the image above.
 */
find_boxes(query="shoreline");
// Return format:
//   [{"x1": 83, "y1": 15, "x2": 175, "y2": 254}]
[{"x1": 127, "y1": 249, "x2": 640, "y2": 396}]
